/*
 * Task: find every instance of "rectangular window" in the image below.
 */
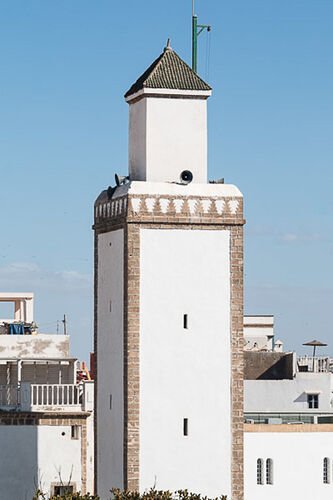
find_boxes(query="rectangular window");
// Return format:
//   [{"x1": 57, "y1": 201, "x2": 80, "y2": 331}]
[
  {"x1": 183, "y1": 314, "x2": 188, "y2": 329},
  {"x1": 53, "y1": 485, "x2": 74, "y2": 496},
  {"x1": 183, "y1": 418, "x2": 188, "y2": 436},
  {"x1": 307, "y1": 394, "x2": 319, "y2": 409}
]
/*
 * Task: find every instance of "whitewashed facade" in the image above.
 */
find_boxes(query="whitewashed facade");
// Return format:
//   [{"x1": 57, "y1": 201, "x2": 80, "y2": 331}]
[
  {"x1": 0, "y1": 292, "x2": 94, "y2": 499},
  {"x1": 245, "y1": 429, "x2": 333, "y2": 500},
  {"x1": 244, "y1": 319, "x2": 333, "y2": 500}
]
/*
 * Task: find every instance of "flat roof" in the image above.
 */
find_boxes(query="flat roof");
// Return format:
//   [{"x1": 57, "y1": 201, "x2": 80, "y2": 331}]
[
  {"x1": 0, "y1": 357, "x2": 76, "y2": 362},
  {"x1": 0, "y1": 292, "x2": 34, "y2": 302}
]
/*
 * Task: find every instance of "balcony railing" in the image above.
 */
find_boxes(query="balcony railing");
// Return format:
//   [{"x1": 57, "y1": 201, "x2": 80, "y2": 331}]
[
  {"x1": 0, "y1": 382, "x2": 93, "y2": 412},
  {"x1": 298, "y1": 356, "x2": 330, "y2": 373},
  {"x1": 30, "y1": 384, "x2": 81, "y2": 409},
  {"x1": 245, "y1": 412, "x2": 333, "y2": 425}
]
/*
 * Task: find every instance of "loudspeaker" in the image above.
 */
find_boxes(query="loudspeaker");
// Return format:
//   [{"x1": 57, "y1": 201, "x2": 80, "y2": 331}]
[
  {"x1": 180, "y1": 170, "x2": 193, "y2": 184},
  {"x1": 115, "y1": 174, "x2": 130, "y2": 187}
]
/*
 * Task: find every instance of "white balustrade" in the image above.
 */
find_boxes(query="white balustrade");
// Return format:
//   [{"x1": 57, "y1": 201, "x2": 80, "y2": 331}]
[
  {"x1": 0, "y1": 383, "x2": 91, "y2": 412},
  {"x1": 298, "y1": 356, "x2": 330, "y2": 373},
  {"x1": 30, "y1": 384, "x2": 81, "y2": 409}
]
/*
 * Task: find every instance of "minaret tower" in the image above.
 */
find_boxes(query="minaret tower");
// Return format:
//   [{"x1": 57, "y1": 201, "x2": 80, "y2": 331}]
[{"x1": 94, "y1": 44, "x2": 244, "y2": 500}]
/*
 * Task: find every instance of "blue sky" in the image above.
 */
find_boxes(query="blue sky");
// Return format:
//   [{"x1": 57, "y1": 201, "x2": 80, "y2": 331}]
[{"x1": 0, "y1": 0, "x2": 332, "y2": 361}]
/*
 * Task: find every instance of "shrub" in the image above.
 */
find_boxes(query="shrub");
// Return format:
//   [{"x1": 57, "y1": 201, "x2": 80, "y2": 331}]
[
  {"x1": 33, "y1": 488, "x2": 227, "y2": 500},
  {"x1": 111, "y1": 489, "x2": 226, "y2": 500},
  {"x1": 33, "y1": 490, "x2": 99, "y2": 500}
]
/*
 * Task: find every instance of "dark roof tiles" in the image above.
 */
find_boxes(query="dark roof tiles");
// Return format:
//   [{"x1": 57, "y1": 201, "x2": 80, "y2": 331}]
[{"x1": 125, "y1": 46, "x2": 211, "y2": 98}]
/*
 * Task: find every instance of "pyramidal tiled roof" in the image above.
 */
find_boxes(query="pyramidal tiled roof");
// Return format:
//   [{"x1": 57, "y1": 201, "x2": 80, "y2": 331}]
[{"x1": 124, "y1": 46, "x2": 211, "y2": 98}]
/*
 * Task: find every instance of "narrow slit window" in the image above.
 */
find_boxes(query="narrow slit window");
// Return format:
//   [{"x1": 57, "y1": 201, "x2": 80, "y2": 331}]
[
  {"x1": 183, "y1": 314, "x2": 188, "y2": 329},
  {"x1": 109, "y1": 300, "x2": 112, "y2": 312},
  {"x1": 183, "y1": 418, "x2": 188, "y2": 436},
  {"x1": 323, "y1": 457, "x2": 330, "y2": 484},
  {"x1": 71, "y1": 425, "x2": 80, "y2": 440},
  {"x1": 266, "y1": 458, "x2": 273, "y2": 485},
  {"x1": 257, "y1": 458, "x2": 264, "y2": 485}
]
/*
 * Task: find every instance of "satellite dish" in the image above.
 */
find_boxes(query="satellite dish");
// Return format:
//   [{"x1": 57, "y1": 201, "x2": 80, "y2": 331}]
[{"x1": 180, "y1": 170, "x2": 193, "y2": 184}]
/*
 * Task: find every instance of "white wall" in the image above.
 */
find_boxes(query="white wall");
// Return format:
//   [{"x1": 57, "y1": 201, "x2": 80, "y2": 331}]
[
  {"x1": 38, "y1": 425, "x2": 82, "y2": 496},
  {"x1": 139, "y1": 228, "x2": 231, "y2": 497},
  {"x1": 86, "y1": 412, "x2": 95, "y2": 495},
  {"x1": 245, "y1": 373, "x2": 333, "y2": 412},
  {"x1": 0, "y1": 334, "x2": 70, "y2": 358},
  {"x1": 244, "y1": 315, "x2": 274, "y2": 351},
  {"x1": 97, "y1": 230, "x2": 124, "y2": 497},
  {"x1": 81, "y1": 381, "x2": 95, "y2": 494},
  {"x1": 129, "y1": 98, "x2": 146, "y2": 182},
  {"x1": 0, "y1": 425, "x2": 38, "y2": 500},
  {"x1": 129, "y1": 97, "x2": 207, "y2": 183},
  {"x1": 245, "y1": 430, "x2": 333, "y2": 500},
  {"x1": 0, "y1": 425, "x2": 82, "y2": 500}
]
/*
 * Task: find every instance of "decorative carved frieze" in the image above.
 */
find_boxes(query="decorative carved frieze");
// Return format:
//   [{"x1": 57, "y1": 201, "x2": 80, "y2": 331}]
[{"x1": 94, "y1": 194, "x2": 243, "y2": 226}]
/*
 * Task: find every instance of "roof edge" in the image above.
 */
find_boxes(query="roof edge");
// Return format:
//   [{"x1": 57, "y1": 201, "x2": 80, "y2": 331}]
[{"x1": 125, "y1": 87, "x2": 212, "y2": 103}]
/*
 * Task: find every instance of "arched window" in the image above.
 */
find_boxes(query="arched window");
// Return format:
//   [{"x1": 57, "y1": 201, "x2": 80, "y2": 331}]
[
  {"x1": 266, "y1": 458, "x2": 273, "y2": 485},
  {"x1": 257, "y1": 458, "x2": 264, "y2": 485},
  {"x1": 323, "y1": 457, "x2": 330, "y2": 484}
]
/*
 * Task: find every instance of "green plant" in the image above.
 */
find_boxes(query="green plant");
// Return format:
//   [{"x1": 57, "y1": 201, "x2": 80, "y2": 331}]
[
  {"x1": 33, "y1": 488, "x2": 227, "y2": 500},
  {"x1": 111, "y1": 489, "x2": 226, "y2": 500},
  {"x1": 33, "y1": 490, "x2": 99, "y2": 500}
]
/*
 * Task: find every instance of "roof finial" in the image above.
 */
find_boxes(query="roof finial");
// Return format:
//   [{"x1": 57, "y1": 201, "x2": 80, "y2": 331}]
[{"x1": 165, "y1": 38, "x2": 171, "y2": 51}]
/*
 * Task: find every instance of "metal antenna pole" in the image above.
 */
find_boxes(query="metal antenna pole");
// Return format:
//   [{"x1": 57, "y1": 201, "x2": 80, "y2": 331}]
[
  {"x1": 191, "y1": 1, "x2": 211, "y2": 74},
  {"x1": 62, "y1": 314, "x2": 67, "y2": 335},
  {"x1": 192, "y1": 14, "x2": 198, "y2": 73}
]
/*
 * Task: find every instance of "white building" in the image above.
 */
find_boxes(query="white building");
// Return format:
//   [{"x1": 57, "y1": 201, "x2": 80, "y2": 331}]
[
  {"x1": 244, "y1": 315, "x2": 282, "y2": 352},
  {"x1": 244, "y1": 320, "x2": 333, "y2": 500},
  {"x1": 94, "y1": 44, "x2": 244, "y2": 499},
  {"x1": 0, "y1": 292, "x2": 94, "y2": 499},
  {"x1": 245, "y1": 429, "x2": 333, "y2": 500}
]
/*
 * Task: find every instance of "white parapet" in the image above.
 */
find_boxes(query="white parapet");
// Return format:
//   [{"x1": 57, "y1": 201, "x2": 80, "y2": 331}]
[
  {"x1": 0, "y1": 334, "x2": 69, "y2": 358},
  {"x1": 82, "y1": 380, "x2": 94, "y2": 412},
  {"x1": 244, "y1": 315, "x2": 275, "y2": 351}
]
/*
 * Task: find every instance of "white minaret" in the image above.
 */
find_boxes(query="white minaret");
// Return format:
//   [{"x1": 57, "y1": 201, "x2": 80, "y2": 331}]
[
  {"x1": 94, "y1": 44, "x2": 244, "y2": 500},
  {"x1": 125, "y1": 43, "x2": 211, "y2": 183}
]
